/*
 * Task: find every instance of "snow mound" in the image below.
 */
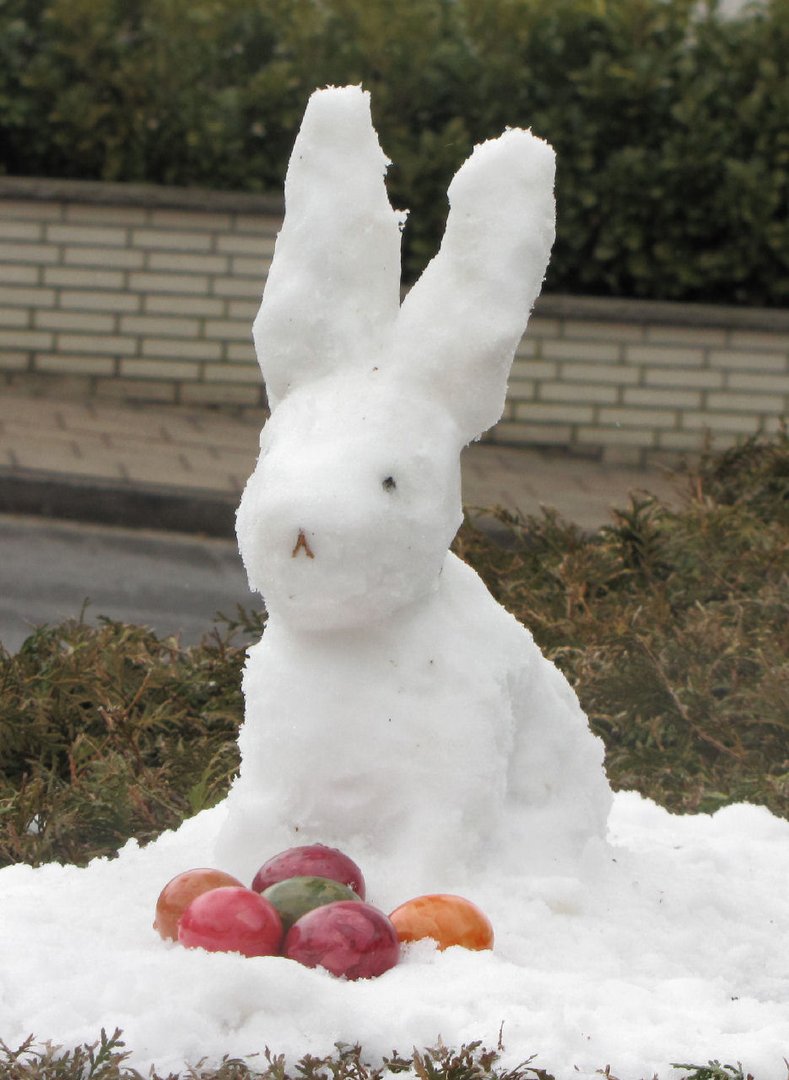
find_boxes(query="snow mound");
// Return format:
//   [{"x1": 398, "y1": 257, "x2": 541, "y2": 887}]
[{"x1": 1, "y1": 795, "x2": 787, "y2": 1078}]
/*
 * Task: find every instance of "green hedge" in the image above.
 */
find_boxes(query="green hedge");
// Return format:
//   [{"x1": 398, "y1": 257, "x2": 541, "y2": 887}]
[{"x1": 1, "y1": 0, "x2": 788, "y2": 303}]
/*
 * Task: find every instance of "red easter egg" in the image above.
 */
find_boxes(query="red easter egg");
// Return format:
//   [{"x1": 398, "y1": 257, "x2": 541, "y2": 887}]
[
  {"x1": 178, "y1": 886, "x2": 283, "y2": 957},
  {"x1": 154, "y1": 868, "x2": 244, "y2": 941},
  {"x1": 252, "y1": 844, "x2": 365, "y2": 900},
  {"x1": 388, "y1": 894, "x2": 494, "y2": 951},
  {"x1": 283, "y1": 900, "x2": 399, "y2": 979}
]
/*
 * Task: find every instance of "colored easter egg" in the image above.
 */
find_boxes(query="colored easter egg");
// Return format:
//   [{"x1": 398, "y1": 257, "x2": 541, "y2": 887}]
[
  {"x1": 178, "y1": 886, "x2": 283, "y2": 957},
  {"x1": 283, "y1": 900, "x2": 399, "y2": 979},
  {"x1": 251, "y1": 844, "x2": 365, "y2": 899},
  {"x1": 388, "y1": 894, "x2": 494, "y2": 951},
  {"x1": 154, "y1": 868, "x2": 244, "y2": 941},
  {"x1": 262, "y1": 875, "x2": 361, "y2": 932}
]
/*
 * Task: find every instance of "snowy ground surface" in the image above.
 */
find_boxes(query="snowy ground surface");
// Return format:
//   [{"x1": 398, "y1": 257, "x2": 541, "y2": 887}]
[{"x1": 1, "y1": 791, "x2": 787, "y2": 1079}]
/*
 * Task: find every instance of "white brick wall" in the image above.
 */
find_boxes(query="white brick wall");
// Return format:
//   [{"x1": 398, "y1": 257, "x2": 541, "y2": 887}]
[
  {"x1": 1, "y1": 177, "x2": 788, "y2": 462},
  {"x1": 0, "y1": 178, "x2": 277, "y2": 408},
  {"x1": 506, "y1": 300, "x2": 789, "y2": 463}
]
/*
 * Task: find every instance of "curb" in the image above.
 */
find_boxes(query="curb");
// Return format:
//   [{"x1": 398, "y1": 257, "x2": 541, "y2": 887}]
[
  {"x1": 0, "y1": 469, "x2": 527, "y2": 545},
  {"x1": 0, "y1": 468, "x2": 238, "y2": 539}
]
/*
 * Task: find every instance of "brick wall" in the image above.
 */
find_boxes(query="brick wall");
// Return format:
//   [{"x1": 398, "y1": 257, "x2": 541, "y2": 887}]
[
  {"x1": 2, "y1": 177, "x2": 788, "y2": 465},
  {"x1": 504, "y1": 298, "x2": 789, "y2": 464},
  {"x1": 0, "y1": 177, "x2": 280, "y2": 408}
]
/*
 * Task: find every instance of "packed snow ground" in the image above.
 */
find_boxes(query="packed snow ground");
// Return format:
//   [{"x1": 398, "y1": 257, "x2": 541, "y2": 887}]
[{"x1": 1, "y1": 794, "x2": 788, "y2": 1078}]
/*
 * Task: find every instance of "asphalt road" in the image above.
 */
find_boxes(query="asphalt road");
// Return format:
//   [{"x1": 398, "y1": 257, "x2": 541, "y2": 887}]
[{"x1": 0, "y1": 513, "x2": 260, "y2": 654}]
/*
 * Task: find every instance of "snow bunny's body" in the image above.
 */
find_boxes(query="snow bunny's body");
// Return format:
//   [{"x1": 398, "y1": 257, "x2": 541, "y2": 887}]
[{"x1": 217, "y1": 86, "x2": 611, "y2": 892}]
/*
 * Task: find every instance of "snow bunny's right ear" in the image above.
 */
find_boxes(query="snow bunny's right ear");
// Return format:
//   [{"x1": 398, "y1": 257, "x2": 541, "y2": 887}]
[
  {"x1": 392, "y1": 129, "x2": 555, "y2": 445},
  {"x1": 253, "y1": 85, "x2": 404, "y2": 411}
]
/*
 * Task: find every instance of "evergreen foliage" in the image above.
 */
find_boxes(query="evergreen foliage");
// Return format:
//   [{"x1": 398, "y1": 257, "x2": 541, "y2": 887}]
[
  {"x1": 0, "y1": 0, "x2": 787, "y2": 302},
  {"x1": 456, "y1": 430, "x2": 789, "y2": 817},
  {"x1": 0, "y1": 1027, "x2": 760, "y2": 1080},
  {"x1": 1, "y1": 433, "x2": 786, "y2": 870}
]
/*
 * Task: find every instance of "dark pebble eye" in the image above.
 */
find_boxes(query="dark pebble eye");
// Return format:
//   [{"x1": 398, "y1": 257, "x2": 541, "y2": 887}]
[{"x1": 382, "y1": 476, "x2": 397, "y2": 492}]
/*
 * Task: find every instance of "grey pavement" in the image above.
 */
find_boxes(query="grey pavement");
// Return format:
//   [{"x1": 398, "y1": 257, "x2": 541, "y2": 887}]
[
  {"x1": 0, "y1": 383, "x2": 683, "y2": 534},
  {"x1": 0, "y1": 382, "x2": 686, "y2": 651},
  {"x1": 0, "y1": 513, "x2": 255, "y2": 653}
]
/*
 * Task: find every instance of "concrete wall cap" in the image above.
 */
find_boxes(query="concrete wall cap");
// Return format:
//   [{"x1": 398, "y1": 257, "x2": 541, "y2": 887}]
[
  {"x1": 0, "y1": 175, "x2": 284, "y2": 216},
  {"x1": 535, "y1": 293, "x2": 789, "y2": 333}
]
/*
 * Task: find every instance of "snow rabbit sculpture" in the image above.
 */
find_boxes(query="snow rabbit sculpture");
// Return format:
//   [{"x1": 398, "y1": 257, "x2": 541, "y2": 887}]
[{"x1": 218, "y1": 86, "x2": 611, "y2": 892}]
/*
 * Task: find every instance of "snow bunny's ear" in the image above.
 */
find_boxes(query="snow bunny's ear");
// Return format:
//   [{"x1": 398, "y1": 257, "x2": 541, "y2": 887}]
[
  {"x1": 253, "y1": 85, "x2": 404, "y2": 410},
  {"x1": 393, "y1": 129, "x2": 555, "y2": 444}
]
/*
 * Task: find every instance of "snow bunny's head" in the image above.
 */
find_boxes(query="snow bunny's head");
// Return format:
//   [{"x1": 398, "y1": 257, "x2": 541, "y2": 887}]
[{"x1": 237, "y1": 86, "x2": 555, "y2": 631}]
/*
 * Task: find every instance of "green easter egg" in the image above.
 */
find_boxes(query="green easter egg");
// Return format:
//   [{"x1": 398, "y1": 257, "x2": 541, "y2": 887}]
[{"x1": 262, "y1": 875, "x2": 361, "y2": 932}]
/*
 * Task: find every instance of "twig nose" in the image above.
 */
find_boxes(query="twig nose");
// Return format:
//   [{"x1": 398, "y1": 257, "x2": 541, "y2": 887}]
[{"x1": 292, "y1": 529, "x2": 315, "y2": 559}]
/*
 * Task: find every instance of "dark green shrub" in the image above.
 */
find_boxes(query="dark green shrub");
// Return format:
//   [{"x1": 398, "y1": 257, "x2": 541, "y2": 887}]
[
  {"x1": 1, "y1": 434, "x2": 786, "y2": 869},
  {"x1": 460, "y1": 0, "x2": 789, "y2": 304},
  {"x1": 0, "y1": 616, "x2": 247, "y2": 867},
  {"x1": 1, "y1": 0, "x2": 787, "y2": 302},
  {"x1": 455, "y1": 430, "x2": 789, "y2": 817}
]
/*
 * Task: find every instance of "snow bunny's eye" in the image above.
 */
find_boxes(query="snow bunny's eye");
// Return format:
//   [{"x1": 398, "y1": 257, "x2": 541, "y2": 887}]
[{"x1": 382, "y1": 476, "x2": 397, "y2": 492}]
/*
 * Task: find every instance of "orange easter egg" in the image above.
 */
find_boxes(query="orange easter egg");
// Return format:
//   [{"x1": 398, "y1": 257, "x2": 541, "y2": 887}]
[
  {"x1": 154, "y1": 867, "x2": 244, "y2": 941},
  {"x1": 388, "y1": 893, "x2": 493, "y2": 951}
]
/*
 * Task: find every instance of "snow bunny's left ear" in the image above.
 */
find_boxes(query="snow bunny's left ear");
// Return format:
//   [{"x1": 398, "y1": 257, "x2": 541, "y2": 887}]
[
  {"x1": 392, "y1": 129, "x2": 556, "y2": 444},
  {"x1": 253, "y1": 85, "x2": 404, "y2": 410}
]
